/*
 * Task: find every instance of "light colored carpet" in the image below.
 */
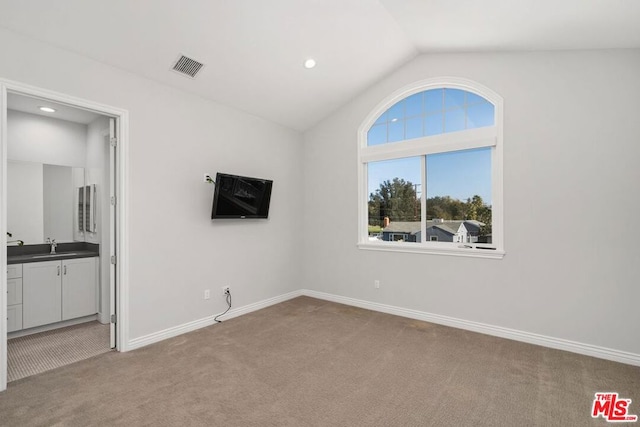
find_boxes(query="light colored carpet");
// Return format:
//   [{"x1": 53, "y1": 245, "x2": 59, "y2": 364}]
[
  {"x1": 0, "y1": 297, "x2": 638, "y2": 426},
  {"x1": 8, "y1": 321, "x2": 110, "y2": 382}
]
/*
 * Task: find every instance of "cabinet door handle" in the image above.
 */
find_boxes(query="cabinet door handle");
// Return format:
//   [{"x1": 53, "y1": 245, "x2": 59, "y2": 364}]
[
  {"x1": 57, "y1": 266, "x2": 61, "y2": 276},
  {"x1": 64, "y1": 265, "x2": 67, "y2": 275}
]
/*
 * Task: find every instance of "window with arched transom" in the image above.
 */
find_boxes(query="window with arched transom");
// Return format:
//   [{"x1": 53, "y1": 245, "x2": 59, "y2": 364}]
[{"x1": 358, "y1": 78, "x2": 504, "y2": 258}]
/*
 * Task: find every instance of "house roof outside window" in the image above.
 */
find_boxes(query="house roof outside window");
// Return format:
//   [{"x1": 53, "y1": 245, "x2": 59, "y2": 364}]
[{"x1": 382, "y1": 220, "x2": 485, "y2": 236}]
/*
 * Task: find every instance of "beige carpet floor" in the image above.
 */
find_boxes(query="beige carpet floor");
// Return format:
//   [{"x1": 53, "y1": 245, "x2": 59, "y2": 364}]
[
  {"x1": 8, "y1": 321, "x2": 111, "y2": 382},
  {"x1": 0, "y1": 297, "x2": 638, "y2": 426}
]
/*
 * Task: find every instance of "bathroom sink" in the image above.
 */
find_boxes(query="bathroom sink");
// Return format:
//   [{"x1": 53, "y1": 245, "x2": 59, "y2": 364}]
[{"x1": 32, "y1": 252, "x2": 79, "y2": 258}]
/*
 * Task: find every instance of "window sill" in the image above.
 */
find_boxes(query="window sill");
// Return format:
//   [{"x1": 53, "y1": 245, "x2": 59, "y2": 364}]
[{"x1": 357, "y1": 241, "x2": 505, "y2": 259}]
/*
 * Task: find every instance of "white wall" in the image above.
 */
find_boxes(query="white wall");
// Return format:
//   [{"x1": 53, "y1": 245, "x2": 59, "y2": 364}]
[
  {"x1": 7, "y1": 160, "x2": 43, "y2": 244},
  {"x1": 0, "y1": 28, "x2": 304, "y2": 341},
  {"x1": 0, "y1": 30, "x2": 303, "y2": 339},
  {"x1": 7, "y1": 109, "x2": 87, "y2": 166},
  {"x1": 85, "y1": 116, "x2": 109, "y2": 246},
  {"x1": 303, "y1": 50, "x2": 640, "y2": 356}
]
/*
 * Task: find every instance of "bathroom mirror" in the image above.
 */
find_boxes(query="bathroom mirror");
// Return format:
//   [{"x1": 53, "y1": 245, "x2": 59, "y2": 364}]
[{"x1": 7, "y1": 160, "x2": 97, "y2": 245}]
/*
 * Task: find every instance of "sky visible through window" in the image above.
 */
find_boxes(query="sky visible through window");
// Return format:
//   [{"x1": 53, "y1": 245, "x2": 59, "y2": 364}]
[
  {"x1": 367, "y1": 147, "x2": 491, "y2": 204},
  {"x1": 367, "y1": 88, "x2": 494, "y2": 206}
]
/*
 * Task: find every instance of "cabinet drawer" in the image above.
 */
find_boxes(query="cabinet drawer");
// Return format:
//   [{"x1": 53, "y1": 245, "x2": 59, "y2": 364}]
[
  {"x1": 7, "y1": 278, "x2": 23, "y2": 305},
  {"x1": 7, "y1": 304, "x2": 23, "y2": 333},
  {"x1": 7, "y1": 264, "x2": 22, "y2": 279}
]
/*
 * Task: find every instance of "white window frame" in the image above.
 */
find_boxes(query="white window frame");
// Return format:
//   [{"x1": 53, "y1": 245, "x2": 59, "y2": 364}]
[{"x1": 357, "y1": 77, "x2": 504, "y2": 259}]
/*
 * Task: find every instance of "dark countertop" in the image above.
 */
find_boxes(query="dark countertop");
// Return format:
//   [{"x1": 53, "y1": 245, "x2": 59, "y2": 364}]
[
  {"x1": 7, "y1": 242, "x2": 99, "y2": 265},
  {"x1": 8, "y1": 251, "x2": 99, "y2": 264}
]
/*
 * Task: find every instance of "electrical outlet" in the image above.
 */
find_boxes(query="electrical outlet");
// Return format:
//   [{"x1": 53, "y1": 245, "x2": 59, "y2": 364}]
[
  {"x1": 204, "y1": 173, "x2": 214, "y2": 183},
  {"x1": 374, "y1": 280, "x2": 380, "y2": 289},
  {"x1": 204, "y1": 289, "x2": 210, "y2": 300},
  {"x1": 222, "y1": 286, "x2": 230, "y2": 295}
]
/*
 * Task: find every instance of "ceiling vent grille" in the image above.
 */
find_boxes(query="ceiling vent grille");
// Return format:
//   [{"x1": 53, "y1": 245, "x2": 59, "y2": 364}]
[{"x1": 172, "y1": 55, "x2": 204, "y2": 78}]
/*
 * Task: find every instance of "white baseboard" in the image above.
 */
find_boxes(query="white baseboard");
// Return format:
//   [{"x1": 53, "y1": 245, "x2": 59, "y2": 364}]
[
  {"x1": 125, "y1": 288, "x2": 640, "y2": 367},
  {"x1": 127, "y1": 290, "x2": 302, "y2": 351},
  {"x1": 97, "y1": 311, "x2": 110, "y2": 325},
  {"x1": 300, "y1": 289, "x2": 640, "y2": 367}
]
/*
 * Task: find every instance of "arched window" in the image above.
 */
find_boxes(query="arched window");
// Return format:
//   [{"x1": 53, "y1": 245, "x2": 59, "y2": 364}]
[{"x1": 358, "y1": 78, "x2": 504, "y2": 258}]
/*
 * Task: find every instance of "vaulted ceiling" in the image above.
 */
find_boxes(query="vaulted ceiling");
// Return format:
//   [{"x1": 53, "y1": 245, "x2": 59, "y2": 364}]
[{"x1": 1, "y1": 0, "x2": 638, "y2": 131}]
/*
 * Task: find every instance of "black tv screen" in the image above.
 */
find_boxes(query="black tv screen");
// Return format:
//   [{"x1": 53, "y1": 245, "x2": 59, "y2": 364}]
[{"x1": 211, "y1": 173, "x2": 273, "y2": 219}]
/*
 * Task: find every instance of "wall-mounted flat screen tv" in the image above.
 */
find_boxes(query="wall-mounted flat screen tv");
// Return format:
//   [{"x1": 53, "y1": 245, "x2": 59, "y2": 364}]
[{"x1": 211, "y1": 173, "x2": 273, "y2": 219}]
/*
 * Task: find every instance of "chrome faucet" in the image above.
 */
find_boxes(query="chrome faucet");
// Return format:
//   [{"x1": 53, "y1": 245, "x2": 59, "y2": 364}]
[
  {"x1": 7, "y1": 232, "x2": 24, "y2": 246},
  {"x1": 46, "y1": 238, "x2": 57, "y2": 254}
]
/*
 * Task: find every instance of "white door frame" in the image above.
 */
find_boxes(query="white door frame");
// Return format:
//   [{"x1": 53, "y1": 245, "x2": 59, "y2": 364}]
[{"x1": 0, "y1": 78, "x2": 130, "y2": 392}]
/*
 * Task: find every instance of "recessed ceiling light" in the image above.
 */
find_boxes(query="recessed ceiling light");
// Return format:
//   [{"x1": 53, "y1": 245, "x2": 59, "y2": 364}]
[
  {"x1": 303, "y1": 59, "x2": 317, "y2": 69},
  {"x1": 39, "y1": 106, "x2": 56, "y2": 113}
]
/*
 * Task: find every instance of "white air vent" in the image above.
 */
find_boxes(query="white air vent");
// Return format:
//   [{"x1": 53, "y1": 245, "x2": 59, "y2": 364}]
[{"x1": 172, "y1": 55, "x2": 204, "y2": 78}]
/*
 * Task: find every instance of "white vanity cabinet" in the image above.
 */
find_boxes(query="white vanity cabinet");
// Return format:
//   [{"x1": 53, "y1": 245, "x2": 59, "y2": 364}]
[
  {"x1": 22, "y1": 257, "x2": 98, "y2": 329},
  {"x1": 61, "y1": 257, "x2": 98, "y2": 321},
  {"x1": 7, "y1": 264, "x2": 23, "y2": 332},
  {"x1": 23, "y1": 261, "x2": 63, "y2": 329}
]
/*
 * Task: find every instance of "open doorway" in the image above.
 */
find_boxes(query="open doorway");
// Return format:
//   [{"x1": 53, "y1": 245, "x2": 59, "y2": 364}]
[{"x1": 0, "y1": 80, "x2": 128, "y2": 390}]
